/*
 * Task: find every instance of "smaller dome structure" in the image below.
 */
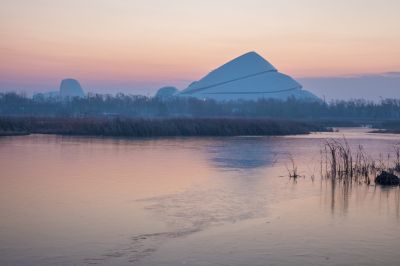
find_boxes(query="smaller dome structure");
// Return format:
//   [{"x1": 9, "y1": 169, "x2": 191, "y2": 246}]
[
  {"x1": 155, "y1": 86, "x2": 178, "y2": 99},
  {"x1": 59, "y1": 79, "x2": 85, "y2": 98}
]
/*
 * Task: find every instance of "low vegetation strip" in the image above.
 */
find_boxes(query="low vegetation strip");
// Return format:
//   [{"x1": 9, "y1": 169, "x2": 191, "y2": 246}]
[
  {"x1": 371, "y1": 121, "x2": 400, "y2": 134},
  {"x1": 0, "y1": 117, "x2": 327, "y2": 137}
]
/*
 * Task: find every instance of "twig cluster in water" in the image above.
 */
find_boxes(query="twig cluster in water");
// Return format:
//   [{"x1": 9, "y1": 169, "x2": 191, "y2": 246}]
[{"x1": 285, "y1": 155, "x2": 302, "y2": 180}]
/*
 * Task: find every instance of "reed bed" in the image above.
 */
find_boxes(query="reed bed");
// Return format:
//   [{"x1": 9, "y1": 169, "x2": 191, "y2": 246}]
[
  {"x1": 320, "y1": 138, "x2": 400, "y2": 185},
  {"x1": 0, "y1": 116, "x2": 326, "y2": 137}
]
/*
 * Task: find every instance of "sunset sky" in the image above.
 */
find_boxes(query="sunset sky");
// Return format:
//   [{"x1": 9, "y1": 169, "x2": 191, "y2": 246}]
[{"x1": 1, "y1": 0, "x2": 400, "y2": 95}]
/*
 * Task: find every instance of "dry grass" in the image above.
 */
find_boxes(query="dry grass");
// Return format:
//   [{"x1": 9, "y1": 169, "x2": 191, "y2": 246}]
[
  {"x1": 0, "y1": 116, "x2": 324, "y2": 137},
  {"x1": 320, "y1": 137, "x2": 400, "y2": 185},
  {"x1": 285, "y1": 155, "x2": 302, "y2": 180}
]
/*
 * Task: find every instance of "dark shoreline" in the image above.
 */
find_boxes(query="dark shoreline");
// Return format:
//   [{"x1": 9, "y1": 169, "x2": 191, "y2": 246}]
[
  {"x1": 0, "y1": 131, "x2": 30, "y2": 137},
  {"x1": 369, "y1": 121, "x2": 400, "y2": 134},
  {"x1": 0, "y1": 117, "x2": 329, "y2": 137},
  {"x1": 370, "y1": 129, "x2": 400, "y2": 134}
]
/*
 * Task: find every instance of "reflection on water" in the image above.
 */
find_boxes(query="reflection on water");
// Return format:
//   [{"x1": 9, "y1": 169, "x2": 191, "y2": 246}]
[
  {"x1": 320, "y1": 178, "x2": 400, "y2": 220},
  {"x1": 0, "y1": 130, "x2": 400, "y2": 265},
  {"x1": 206, "y1": 137, "x2": 278, "y2": 170},
  {"x1": 140, "y1": 180, "x2": 400, "y2": 266}
]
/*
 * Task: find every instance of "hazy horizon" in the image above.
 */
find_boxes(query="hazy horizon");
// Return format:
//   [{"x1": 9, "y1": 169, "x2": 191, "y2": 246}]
[
  {"x1": 1, "y1": 0, "x2": 400, "y2": 99},
  {"x1": 2, "y1": 70, "x2": 399, "y2": 101}
]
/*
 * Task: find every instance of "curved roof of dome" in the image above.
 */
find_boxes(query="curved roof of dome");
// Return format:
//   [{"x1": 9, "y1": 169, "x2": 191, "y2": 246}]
[
  {"x1": 181, "y1": 51, "x2": 309, "y2": 95},
  {"x1": 155, "y1": 86, "x2": 178, "y2": 98},
  {"x1": 179, "y1": 51, "x2": 319, "y2": 101},
  {"x1": 182, "y1": 51, "x2": 278, "y2": 94},
  {"x1": 59, "y1": 78, "x2": 85, "y2": 98},
  {"x1": 186, "y1": 72, "x2": 302, "y2": 96}
]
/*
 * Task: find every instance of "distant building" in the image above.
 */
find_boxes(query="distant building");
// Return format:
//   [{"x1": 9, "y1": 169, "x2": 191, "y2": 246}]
[
  {"x1": 33, "y1": 78, "x2": 85, "y2": 100},
  {"x1": 154, "y1": 86, "x2": 178, "y2": 99},
  {"x1": 177, "y1": 51, "x2": 319, "y2": 101},
  {"x1": 59, "y1": 79, "x2": 85, "y2": 98}
]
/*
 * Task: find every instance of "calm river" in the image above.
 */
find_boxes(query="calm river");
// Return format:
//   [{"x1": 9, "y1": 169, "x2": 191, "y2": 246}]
[{"x1": 0, "y1": 128, "x2": 399, "y2": 265}]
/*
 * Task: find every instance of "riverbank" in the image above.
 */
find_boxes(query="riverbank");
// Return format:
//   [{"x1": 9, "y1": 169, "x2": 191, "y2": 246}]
[
  {"x1": 0, "y1": 117, "x2": 328, "y2": 137},
  {"x1": 0, "y1": 131, "x2": 29, "y2": 136},
  {"x1": 370, "y1": 121, "x2": 400, "y2": 134}
]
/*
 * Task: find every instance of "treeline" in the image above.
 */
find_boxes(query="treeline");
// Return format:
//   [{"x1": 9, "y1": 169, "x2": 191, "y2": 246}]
[
  {"x1": 1, "y1": 92, "x2": 400, "y2": 120},
  {"x1": 0, "y1": 117, "x2": 327, "y2": 137}
]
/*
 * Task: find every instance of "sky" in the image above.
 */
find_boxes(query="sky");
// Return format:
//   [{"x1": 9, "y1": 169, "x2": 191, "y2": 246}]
[{"x1": 1, "y1": 0, "x2": 400, "y2": 98}]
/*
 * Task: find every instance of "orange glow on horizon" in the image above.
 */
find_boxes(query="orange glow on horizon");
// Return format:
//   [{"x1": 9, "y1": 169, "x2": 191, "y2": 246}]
[{"x1": 1, "y1": 0, "x2": 399, "y2": 92}]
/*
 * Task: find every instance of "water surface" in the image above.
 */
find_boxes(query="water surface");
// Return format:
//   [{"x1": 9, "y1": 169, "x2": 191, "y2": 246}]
[{"x1": 0, "y1": 129, "x2": 399, "y2": 265}]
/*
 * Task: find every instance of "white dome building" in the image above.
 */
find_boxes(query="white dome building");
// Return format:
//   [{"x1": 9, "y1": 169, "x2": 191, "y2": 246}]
[{"x1": 179, "y1": 52, "x2": 318, "y2": 101}]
